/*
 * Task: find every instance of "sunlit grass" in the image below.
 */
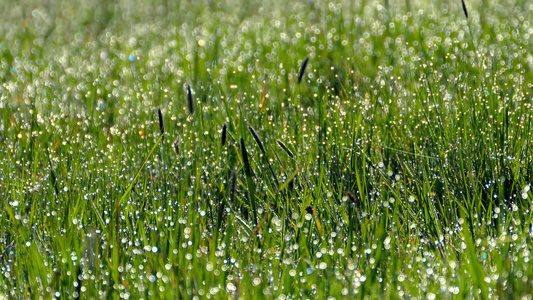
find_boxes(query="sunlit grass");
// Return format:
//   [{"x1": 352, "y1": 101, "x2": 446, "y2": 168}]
[{"x1": 1, "y1": 0, "x2": 533, "y2": 298}]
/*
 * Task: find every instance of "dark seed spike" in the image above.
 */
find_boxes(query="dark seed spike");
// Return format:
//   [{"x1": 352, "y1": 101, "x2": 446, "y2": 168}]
[
  {"x1": 158, "y1": 108, "x2": 165, "y2": 141},
  {"x1": 240, "y1": 137, "x2": 252, "y2": 177},
  {"x1": 221, "y1": 123, "x2": 227, "y2": 146},
  {"x1": 298, "y1": 57, "x2": 309, "y2": 84},
  {"x1": 276, "y1": 140, "x2": 294, "y2": 158},
  {"x1": 187, "y1": 84, "x2": 194, "y2": 114},
  {"x1": 461, "y1": 0, "x2": 468, "y2": 18},
  {"x1": 248, "y1": 125, "x2": 266, "y2": 155}
]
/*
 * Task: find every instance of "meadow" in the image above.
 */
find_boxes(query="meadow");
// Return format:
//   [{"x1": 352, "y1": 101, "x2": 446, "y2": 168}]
[{"x1": 1, "y1": 0, "x2": 533, "y2": 298}]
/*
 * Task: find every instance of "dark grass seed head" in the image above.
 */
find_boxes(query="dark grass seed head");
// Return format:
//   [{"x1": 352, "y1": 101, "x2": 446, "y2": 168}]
[
  {"x1": 248, "y1": 125, "x2": 266, "y2": 155},
  {"x1": 187, "y1": 84, "x2": 194, "y2": 114},
  {"x1": 240, "y1": 137, "x2": 252, "y2": 177},
  {"x1": 276, "y1": 140, "x2": 294, "y2": 158},
  {"x1": 158, "y1": 108, "x2": 164, "y2": 140},
  {"x1": 221, "y1": 123, "x2": 227, "y2": 146},
  {"x1": 461, "y1": 0, "x2": 468, "y2": 18},
  {"x1": 298, "y1": 57, "x2": 309, "y2": 84}
]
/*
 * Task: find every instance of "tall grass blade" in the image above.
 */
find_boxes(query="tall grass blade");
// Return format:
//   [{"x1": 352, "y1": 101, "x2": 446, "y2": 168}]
[
  {"x1": 229, "y1": 168, "x2": 237, "y2": 202},
  {"x1": 90, "y1": 199, "x2": 108, "y2": 235},
  {"x1": 279, "y1": 166, "x2": 301, "y2": 192},
  {"x1": 115, "y1": 134, "x2": 164, "y2": 223},
  {"x1": 49, "y1": 162, "x2": 60, "y2": 196}
]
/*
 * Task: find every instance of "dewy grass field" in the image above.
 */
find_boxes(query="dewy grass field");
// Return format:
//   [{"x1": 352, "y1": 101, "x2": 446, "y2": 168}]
[{"x1": 1, "y1": 0, "x2": 533, "y2": 298}]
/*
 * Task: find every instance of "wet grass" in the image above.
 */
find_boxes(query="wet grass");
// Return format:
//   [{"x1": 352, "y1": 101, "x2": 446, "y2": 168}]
[{"x1": 1, "y1": 0, "x2": 533, "y2": 298}]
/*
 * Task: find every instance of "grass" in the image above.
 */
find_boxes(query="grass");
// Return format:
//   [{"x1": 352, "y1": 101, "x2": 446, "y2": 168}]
[{"x1": 1, "y1": 0, "x2": 533, "y2": 298}]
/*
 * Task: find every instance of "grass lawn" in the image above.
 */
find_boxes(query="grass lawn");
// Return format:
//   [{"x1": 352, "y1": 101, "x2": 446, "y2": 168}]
[{"x1": 1, "y1": 0, "x2": 533, "y2": 298}]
